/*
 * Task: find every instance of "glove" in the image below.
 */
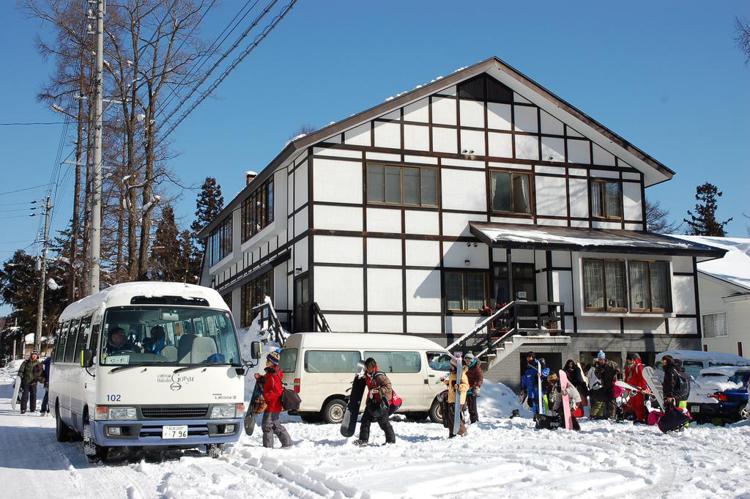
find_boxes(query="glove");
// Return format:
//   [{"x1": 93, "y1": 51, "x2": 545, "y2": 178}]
[{"x1": 474, "y1": 387, "x2": 480, "y2": 397}]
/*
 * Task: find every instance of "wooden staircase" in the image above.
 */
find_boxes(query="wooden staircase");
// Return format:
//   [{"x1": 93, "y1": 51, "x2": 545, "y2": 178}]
[{"x1": 446, "y1": 301, "x2": 571, "y2": 372}]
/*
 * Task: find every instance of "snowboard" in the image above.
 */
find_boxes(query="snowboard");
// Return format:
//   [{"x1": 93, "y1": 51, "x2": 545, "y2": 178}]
[
  {"x1": 535, "y1": 360, "x2": 545, "y2": 416},
  {"x1": 642, "y1": 366, "x2": 666, "y2": 411},
  {"x1": 244, "y1": 378, "x2": 265, "y2": 436},
  {"x1": 11, "y1": 376, "x2": 21, "y2": 411},
  {"x1": 558, "y1": 370, "x2": 573, "y2": 430},
  {"x1": 340, "y1": 362, "x2": 366, "y2": 438},
  {"x1": 452, "y1": 353, "x2": 463, "y2": 436},
  {"x1": 614, "y1": 380, "x2": 641, "y2": 393}
]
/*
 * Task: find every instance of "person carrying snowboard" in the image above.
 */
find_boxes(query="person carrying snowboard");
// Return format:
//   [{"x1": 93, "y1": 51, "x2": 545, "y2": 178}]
[
  {"x1": 540, "y1": 373, "x2": 582, "y2": 430},
  {"x1": 258, "y1": 351, "x2": 292, "y2": 448},
  {"x1": 520, "y1": 352, "x2": 541, "y2": 413},
  {"x1": 464, "y1": 352, "x2": 483, "y2": 424},
  {"x1": 588, "y1": 351, "x2": 618, "y2": 420},
  {"x1": 355, "y1": 358, "x2": 396, "y2": 445},
  {"x1": 624, "y1": 353, "x2": 648, "y2": 423},
  {"x1": 18, "y1": 351, "x2": 44, "y2": 414},
  {"x1": 443, "y1": 355, "x2": 469, "y2": 437},
  {"x1": 563, "y1": 359, "x2": 588, "y2": 418}
]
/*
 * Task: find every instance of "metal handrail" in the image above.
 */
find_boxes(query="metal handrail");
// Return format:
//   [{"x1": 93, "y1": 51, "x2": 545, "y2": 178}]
[
  {"x1": 446, "y1": 301, "x2": 515, "y2": 352},
  {"x1": 476, "y1": 327, "x2": 517, "y2": 359}
]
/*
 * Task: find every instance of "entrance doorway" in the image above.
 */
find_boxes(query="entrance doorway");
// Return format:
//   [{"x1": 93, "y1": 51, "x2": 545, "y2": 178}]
[{"x1": 293, "y1": 274, "x2": 311, "y2": 332}]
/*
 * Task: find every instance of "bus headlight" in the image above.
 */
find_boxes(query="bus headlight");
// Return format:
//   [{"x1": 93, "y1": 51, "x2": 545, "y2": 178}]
[
  {"x1": 95, "y1": 406, "x2": 137, "y2": 420},
  {"x1": 210, "y1": 404, "x2": 235, "y2": 419}
]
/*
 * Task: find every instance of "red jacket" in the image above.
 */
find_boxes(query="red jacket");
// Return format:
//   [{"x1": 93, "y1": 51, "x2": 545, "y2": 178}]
[
  {"x1": 262, "y1": 366, "x2": 285, "y2": 413},
  {"x1": 625, "y1": 359, "x2": 648, "y2": 390}
]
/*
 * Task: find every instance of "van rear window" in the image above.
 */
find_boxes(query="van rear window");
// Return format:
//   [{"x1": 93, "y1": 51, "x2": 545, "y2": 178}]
[
  {"x1": 280, "y1": 348, "x2": 298, "y2": 372},
  {"x1": 304, "y1": 350, "x2": 361, "y2": 373},
  {"x1": 364, "y1": 351, "x2": 421, "y2": 373}
]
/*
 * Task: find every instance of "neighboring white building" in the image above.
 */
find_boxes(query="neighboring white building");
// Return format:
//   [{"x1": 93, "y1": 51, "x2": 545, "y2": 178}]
[
  {"x1": 673, "y1": 236, "x2": 750, "y2": 357},
  {"x1": 198, "y1": 57, "x2": 724, "y2": 385}
]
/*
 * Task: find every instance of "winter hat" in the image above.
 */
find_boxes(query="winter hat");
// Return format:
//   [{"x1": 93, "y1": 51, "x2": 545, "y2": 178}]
[
  {"x1": 626, "y1": 353, "x2": 641, "y2": 361},
  {"x1": 464, "y1": 352, "x2": 476, "y2": 363},
  {"x1": 596, "y1": 350, "x2": 606, "y2": 360},
  {"x1": 266, "y1": 351, "x2": 280, "y2": 365}
]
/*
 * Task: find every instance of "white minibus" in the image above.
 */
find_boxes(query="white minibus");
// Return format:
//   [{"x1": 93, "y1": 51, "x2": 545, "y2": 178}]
[
  {"x1": 49, "y1": 282, "x2": 258, "y2": 460},
  {"x1": 280, "y1": 332, "x2": 453, "y2": 424}
]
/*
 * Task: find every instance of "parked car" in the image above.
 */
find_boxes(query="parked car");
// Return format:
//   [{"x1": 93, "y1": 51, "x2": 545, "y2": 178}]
[
  {"x1": 688, "y1": 366, "x2": 750, "y2": 423},
  {"x1": 655, "y1": 350, "x2": 750, "y2": 380},
  {"x1": 280, "y1": 332, "x2": 453, "y2": 424}
]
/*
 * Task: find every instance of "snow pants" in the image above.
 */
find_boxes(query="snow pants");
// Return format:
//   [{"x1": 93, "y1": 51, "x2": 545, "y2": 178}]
[
  {"x1": 262, "y1": 411, "x2": 292, "y2": 448},
  {"x1": 466, "y1": 393, "x2": 479, "y2": 424},
  {"x1": 359, "y1": 408, "x2": 395, "y2": 444},
  {"x1": 20, "y1": 383, "x2": 37, "y2": 413},
  {"x1": 445, "y1": 402, "x2": 466, "y2": 437},
  {"x1": 626, "y1": 393, "x2": 646, "y2": 423}
]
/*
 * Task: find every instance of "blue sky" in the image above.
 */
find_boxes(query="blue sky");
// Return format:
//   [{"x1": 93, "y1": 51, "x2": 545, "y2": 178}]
[{"x1": 0, "y1": 0, "x2": 748, "y2": 276}]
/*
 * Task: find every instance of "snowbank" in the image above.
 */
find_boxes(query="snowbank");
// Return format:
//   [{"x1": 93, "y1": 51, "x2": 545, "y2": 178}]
[{"x1": 477, "y1": 380, "x2": 532, "y2": 418}]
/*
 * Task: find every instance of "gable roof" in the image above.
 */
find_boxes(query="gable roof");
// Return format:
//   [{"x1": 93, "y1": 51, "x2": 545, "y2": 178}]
[
  {"x1": 671, "y1": 236, "x2": 750, "y2": 293},
  {"x1": 200, "y1": 56, "x2": 675, "y2": 238}
]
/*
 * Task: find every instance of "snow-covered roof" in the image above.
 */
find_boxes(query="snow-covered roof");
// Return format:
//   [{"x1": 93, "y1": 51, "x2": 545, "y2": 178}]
[
  {"x1": 60, "y1": 282, "x2": 230, "y2": 321},
  {"x1": 470, "y1": 222, "x2": 726, "y2": 257},
  {"x1": 286, "y1": 332, "x2": 447, "y2": 351},
  {"x1": 670, "y1": 236, "x2": 750, "y2": 292}
]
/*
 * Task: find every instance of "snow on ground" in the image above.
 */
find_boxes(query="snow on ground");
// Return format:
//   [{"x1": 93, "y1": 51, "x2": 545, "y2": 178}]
[{"x1": 2, "y1": 369, "x2": 750, "y2": 499}]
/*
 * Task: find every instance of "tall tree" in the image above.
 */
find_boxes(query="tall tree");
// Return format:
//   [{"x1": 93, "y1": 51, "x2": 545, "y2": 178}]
[
  {"x1": 190, "y1": 177, "x2": 224, "y2": 252},
  {"x1": 645, "y1": 199, "x2": 680, "y2": 234},
  {"x1": 737, "y1": 17, "x2": 750, "y2": 64},
  {"x1": 150, "y1": 205, "x2": 182, "y2": 281},
  {"x1": 683, "y1": 183, "x2": 733, "y2": 236}
]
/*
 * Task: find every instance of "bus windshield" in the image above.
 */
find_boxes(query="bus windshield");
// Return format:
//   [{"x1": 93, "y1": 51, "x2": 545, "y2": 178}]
[{"x1": 100, "y1": 306, "x2": 241, "y2": 367}]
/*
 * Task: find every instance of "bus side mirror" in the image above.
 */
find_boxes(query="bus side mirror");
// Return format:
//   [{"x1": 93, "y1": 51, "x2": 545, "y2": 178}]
[
  {"x1": 250, "y1": 341, "x2": 261, "y2": 360},
  {"x1": 80, "y1": 349, "x2": 95, "y2": 368}
]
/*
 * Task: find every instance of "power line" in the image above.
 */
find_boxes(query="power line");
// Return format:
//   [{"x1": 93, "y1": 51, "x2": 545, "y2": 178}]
[
  {"x1": 158, "y1": 0, "x2": 298, "y2": 144},
  {"x1": 0, "y1": 121, "x2": 67, "y2": 126},
  {"x1": 0, "y1": 184, "x2": 52, "y2": 196},
  {"x1": 157, "y1": 0, "x2": 279, "y2": 129}
]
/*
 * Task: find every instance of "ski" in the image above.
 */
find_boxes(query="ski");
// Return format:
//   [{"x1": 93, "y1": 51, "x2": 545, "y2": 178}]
[
  {"x1": 340, "y1": 362, "x2": 366, "y2": 438},
  {"x1": 11, "y1": 376, "x2": 21, "y2": 411},
  {"x1": 558, "y1": 370, "x2": 573, "y2": 430},
  {"x1": 452, "y1": 353, "x2": 462, "y2": 436},
  {"x1": 535, "y1": 360, "x2": 545, "y2": 416}
]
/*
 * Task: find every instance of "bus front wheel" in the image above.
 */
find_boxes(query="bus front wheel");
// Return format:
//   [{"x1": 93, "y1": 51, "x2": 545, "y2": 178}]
[{"x1": 82, "y1": 418, "x2": 107, "y2": 462}]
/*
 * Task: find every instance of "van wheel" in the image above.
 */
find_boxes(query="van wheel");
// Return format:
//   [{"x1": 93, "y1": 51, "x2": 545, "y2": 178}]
[
  {"x1": 405, "y1": 412, "x2": 428, "y2": 422},
  {"x1": 322, "y1": 399, "x2": 346, "y2": 424},
  {"x1": 82, "y1": 419, "x2": 106, "y2": 462},
  {"x1": 429, "y1": 398, "x2": 443, "y2": 424},
  {"x1": 739, "y1": 403, "x2": 749, "y2": 420},
  {"x1": 55, "y1": 404, "x2": 74, "y2": 442},
  {"x1": 207, "y1": 444, "x2": 224, "y2": 459}
]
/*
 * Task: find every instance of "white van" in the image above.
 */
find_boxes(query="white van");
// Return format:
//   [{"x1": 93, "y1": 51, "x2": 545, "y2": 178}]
[
  {"x1": 49, "y1": 282, "x2": 256, "y2": 460},
  {"x1": 279, "y1": 332, "x2": 453, "y2": 424}
]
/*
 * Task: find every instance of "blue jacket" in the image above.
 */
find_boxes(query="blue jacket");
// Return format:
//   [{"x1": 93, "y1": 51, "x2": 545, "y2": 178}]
[
  {"x1": 43, "y1": 356, "x2": 51, "y2": 380},
  {"x1": 521, "y1": 364, "x2": 540, "y2": 398}
]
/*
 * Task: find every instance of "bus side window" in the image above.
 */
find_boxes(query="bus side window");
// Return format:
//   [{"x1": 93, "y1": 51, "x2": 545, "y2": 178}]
[
  {"x1": 89, "y1": 324, "x2": 100, "y2": 357},
  {"x1": 64, "y1": 319, "x2": 81, "y2": 364},
  {"x1": 75, "y1": 316, "x2": 92, "y2": 365},
  {"x1": 57, "y1": 321, "x2": 70, "y2": 363},
  {"x1": 52, "y1": 323, "x2": 63, "y2": 362}
]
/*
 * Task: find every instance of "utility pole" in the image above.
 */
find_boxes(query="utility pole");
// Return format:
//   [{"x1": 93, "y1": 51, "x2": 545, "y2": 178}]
[
  {"x1": 35, "y1": 196, "x2": 52, "y2": 352},
  {"x1": 88, "y1": 0, "x2": 104, "y2": 294}
]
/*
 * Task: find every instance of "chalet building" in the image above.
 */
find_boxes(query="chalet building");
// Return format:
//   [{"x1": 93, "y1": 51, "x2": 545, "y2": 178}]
[{"x1": 198, "y1": 57, "x2": 724, "y2": 386}]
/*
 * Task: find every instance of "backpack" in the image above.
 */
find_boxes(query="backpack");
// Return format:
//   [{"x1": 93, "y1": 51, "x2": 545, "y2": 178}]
[
  {"x1": 672, "y1": 367, "x2": 690, "y2": 401},
  {"x1": 281, "y1": 388, "x2": 301, "y2": 412}
]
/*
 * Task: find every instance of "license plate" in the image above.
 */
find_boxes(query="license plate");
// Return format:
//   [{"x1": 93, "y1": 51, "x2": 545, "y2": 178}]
[
  {"x1": 691, "y1": 406, "x2": 700, "y2": 413},
  {"x1": 162, "y1": 425, "x2": 188, "y2": 439}
]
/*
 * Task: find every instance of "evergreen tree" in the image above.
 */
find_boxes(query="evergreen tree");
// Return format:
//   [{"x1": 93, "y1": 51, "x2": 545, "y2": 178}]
[
  {"x1": 151, "y1": 205, "x2": 182, "y2": 281},
  {"x1": 683, "y1": 183, "x2": 733, "y2": 236},
  {"x1": 179, "y1": 230, "x2": 200, "y2": 284},
  {"x1": 191, "y1": 177, "x2": 224, "y2": 253}
]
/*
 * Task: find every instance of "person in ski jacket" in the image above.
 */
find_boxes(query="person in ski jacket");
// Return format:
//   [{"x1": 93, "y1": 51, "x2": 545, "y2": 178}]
[
  {"x1": 18, "y1": 351, "x2": 43, "y2": 414},
  {"x1": 661, "y1": 355, "x2": 689, "y2": 410},
  {"x1": 442, "y1": 355, "x2": 470, "y2": 437},
  {"x1": 143, "y1": 326, "x2": 166, "y2": 355},
  {"x1": 356, "y1": 358, "x2": 396, "y2": 445},
  {"x1": 588, "y1": 351, "x2": 618, "y2": 419},
  {"x1": 40, "y1": 356, "x2": 52, "y2": 415},
  {"x1": 520, "y1": 352, "x2": 542, "y2": 413},
  {"x1": 623, "y1": 353, "x2": 648, "y2": 423},
  {"x1": 545, "y1": 372, "x2": 582, "y2": 429},
  {"x1": 258, "y1": 351, "x2": 292, "y2": 448},
  {"x1": 563, "y1": 359, "x2": 588, "y2": 401},
  {"x1": 464, "y1": 352, "x2": 483, "y2": 424}
]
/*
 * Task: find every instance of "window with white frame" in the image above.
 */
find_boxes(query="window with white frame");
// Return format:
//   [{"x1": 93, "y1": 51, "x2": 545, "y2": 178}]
[
  {"x1": 582, "y1": 258, "x2": 671, "y2": 313},
  {"x1": 702, "y1": 313, "x2": 727, "y2": 338}
]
